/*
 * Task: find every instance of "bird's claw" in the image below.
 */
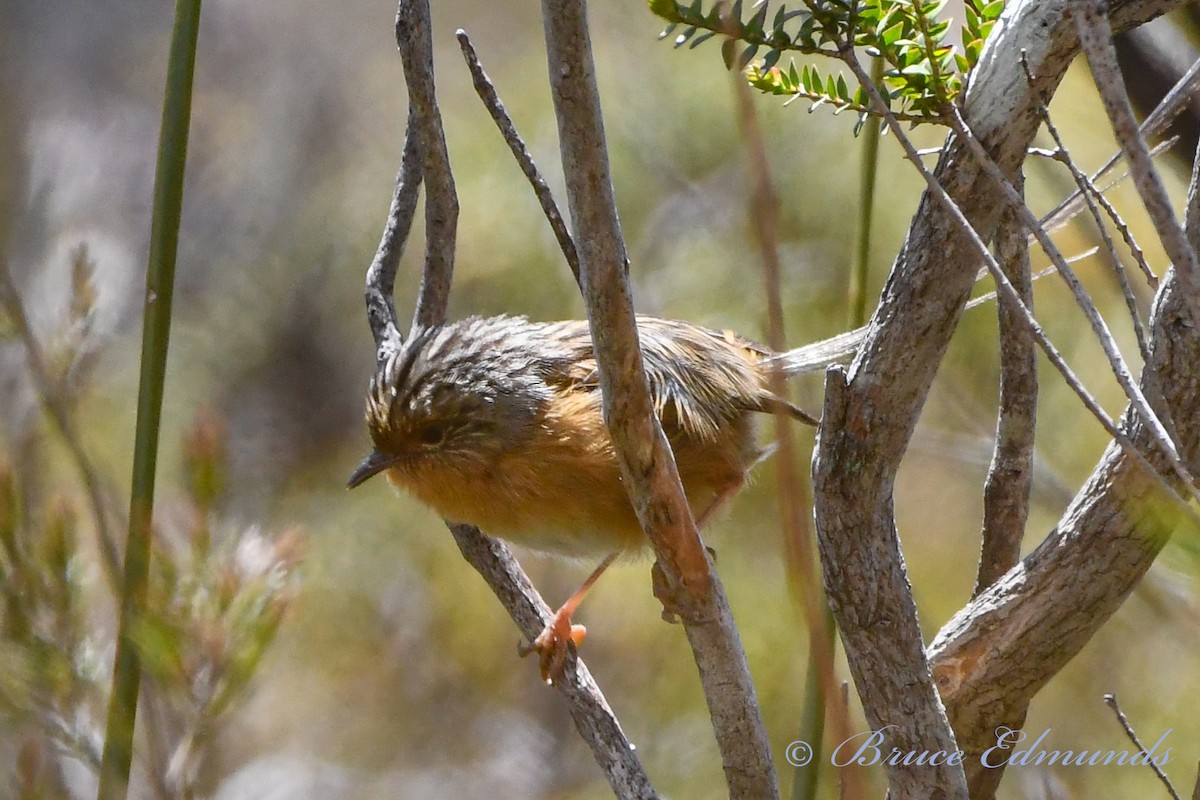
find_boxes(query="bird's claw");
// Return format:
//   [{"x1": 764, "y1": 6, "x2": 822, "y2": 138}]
[{"x1": 519, "y1": 611, "x2": 587, "y2": 684}]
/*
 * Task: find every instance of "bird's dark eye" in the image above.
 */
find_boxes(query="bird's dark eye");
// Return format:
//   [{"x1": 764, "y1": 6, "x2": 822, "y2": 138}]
[{"x1": 417, "y1": 423, "x2": 447, "y2": 446}]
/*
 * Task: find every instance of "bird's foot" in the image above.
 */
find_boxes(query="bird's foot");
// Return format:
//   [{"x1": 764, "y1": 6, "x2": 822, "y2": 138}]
[{"x1": 519, "y1": 605, "x2": 587, "y2": 684}]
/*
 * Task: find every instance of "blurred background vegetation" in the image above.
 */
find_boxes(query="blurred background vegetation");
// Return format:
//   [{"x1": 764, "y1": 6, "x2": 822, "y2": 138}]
[{"x1": 2, "y1": 0, "x2": 1200, "y2": 798}]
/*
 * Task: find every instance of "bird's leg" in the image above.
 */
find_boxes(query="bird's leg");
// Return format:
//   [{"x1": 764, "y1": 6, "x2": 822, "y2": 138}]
[
  {"x1": 653, "y1": 478, "x2": 744, "y2": 623},
  {"x1": 520, "y1": 550, "x2": 619, "y2": 683},
  {"x1": 693, "y1": 478, "x2": 744, "y2": 531}
]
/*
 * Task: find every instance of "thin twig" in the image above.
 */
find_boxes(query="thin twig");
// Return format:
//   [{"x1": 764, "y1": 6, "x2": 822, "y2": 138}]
[
  {"x1": 843, "y1": 43, "x2": 1200, "y2": 527},
  {"x1": 1039, "y1": 55, "x2": 1200, "y2": 248},
  {"x1": 365, "y1": 106, "x2": 421, "y2": 362},
  {"x1": 1021, "y1": 55, "x2": 1151, "y2": 361},
  {"x1": 943, "y1": 102, "x2": 1200, "y2": 510},
  {"x1": 455, "y1": 30, "x2": 581, "y2": 287},
  {"x1": 1074, "y1": 1, "x2": 1200, "y2": 318},
  {"x1": 948, "y1": 106, "x2": 1186, "y2": 474},
  {"x1": 1104, "y1": 694, "x2": 1181, "y2": 800},
  {"x1": 0, "y1": 259, "x2": 121, "y2": 592},
  {"x1": 1038, "y1": 137, "x2": 1179, "y2": 274},
  {"x1": 396, "y1": 0, "x2": 458, "y2": 331},
  {"x1": 542, "y1": 2, "x2": 778, "y2": 797}
]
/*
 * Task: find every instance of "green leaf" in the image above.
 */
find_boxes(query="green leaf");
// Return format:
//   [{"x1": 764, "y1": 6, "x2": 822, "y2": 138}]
[
  {"x1": 881, "y1": 20, "x2": 905, "y2": 45},
  {"x1": 738, "y1": 43, "x2": 761, "y2": 70},
  {"x1": 721, "y1": 37, "x2": 736, "y2": 69},
  {"x1": 748, "y1": 2, "x2": 769, "y2": 35},
  {"x1": 648, "y1": 0, "x2": 680, "y2": 18}
]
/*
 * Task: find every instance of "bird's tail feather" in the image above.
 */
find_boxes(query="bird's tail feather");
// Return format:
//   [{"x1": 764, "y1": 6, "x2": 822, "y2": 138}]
[{"x1": 765, "y1": 326, "x2": 868, "y2": 377}]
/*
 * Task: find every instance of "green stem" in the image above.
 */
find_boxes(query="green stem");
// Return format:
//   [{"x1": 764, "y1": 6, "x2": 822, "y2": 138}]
[
  {"x1": 849, "y1": 55, "x2": 884, "y2": 328},
  {"x1": 97, "y1": 0, "x2": 202, "y2": 797}
]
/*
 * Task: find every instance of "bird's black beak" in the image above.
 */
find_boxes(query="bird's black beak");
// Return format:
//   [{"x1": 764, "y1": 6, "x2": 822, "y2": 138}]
[{"x1": 346, "y1": 449, "x2": 396, "y2": 489}]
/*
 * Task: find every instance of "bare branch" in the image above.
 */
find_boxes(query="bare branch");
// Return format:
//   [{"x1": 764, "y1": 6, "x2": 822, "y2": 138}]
[
  {"x1": 455, "y1": 30, "x2": 581, "y2": 287},
  {"x1": 541, "y1": 2, "x2": 777, "y2": 797},
  {"x1": 395, "y1": 0, "x2": 458, "y2": 331},
  {"x1": 930, "y1": 264, "x2": 1200, "y2": 797},
  {"x1": 364, "y1": 107, "x2": 420, "y2": 361},
  {"x1": 1023, "y1": 54, "x2": 1151, "y2": 359},
  {"x1": 1075, "y1": 0, "x2": 1200, "y2": 310},
  {"x1": 947, "y1": 104, "x2": 1198, "y2": 505},
  {"x1": 927, "y1": 80, "x2": 1200, "y2": 800},
  {"x1": 1104, "y1": 694, "x2": 1181, "y2": 800},
  {"x1": 1030, "y1": 29, "x2": 1200, "y2": 247},
  {"x1": 447, "y1": 524, "x2": 659, "y2": 800},
  {"x1": 975, "y1": 177, "x2": 1036, "y2": 596}
]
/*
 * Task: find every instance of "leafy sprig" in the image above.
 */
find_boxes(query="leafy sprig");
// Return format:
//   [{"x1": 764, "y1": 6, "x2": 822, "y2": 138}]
[{"x1": 650, "y1": 0, "x2": 1004, "y2": 127}]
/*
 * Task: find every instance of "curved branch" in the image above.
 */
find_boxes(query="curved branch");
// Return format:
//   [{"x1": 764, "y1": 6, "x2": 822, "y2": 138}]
[
  {"x1": 364, "y1": 106, "x2": 420, "y2": 362},
  {"x1": 929, "y1": 266, "x2": 1200, "y2": 794}
]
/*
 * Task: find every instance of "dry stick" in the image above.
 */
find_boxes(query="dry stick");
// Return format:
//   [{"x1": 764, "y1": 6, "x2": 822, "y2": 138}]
[
  {"x1": 1037, "y1": 137, "x2": 1176, "y2": 282},
  {"x1": 448, "y1": 525, "x2": 659, "y2": 800},
  {"x1": 943, "y1": 102, "x2": 1200, "y2": 512},
  {"x1": 365, "y1": 105, "x2": 421, "y2": 361},
  {"x1": 1021, "y1": 57, "x2": 1151, "y2": 361},
  {"x1": 1039, "y1": 53, "x2": 1200, "y2": 266},
  {"x1": 363, "y1": 3, "x2": 659, "y2": 797},
  {"x1": 1075, "y1": 1, "x2": 1200, "y2": 318},
  {"x1": 975, "y1": 175, "x2": 1037, "y2": 597},
  {"x1": 842, "y1": 45, "x2": 1200, "y2": 529},
  {"x1": 1074, "y1": 163, "x2": 1159, "y2": 315},
  {"x1": 395, "y1": 0, "x2": 457, "y2": 331},
  {"x1": 1103, "y1": 694, "x2": 1181, "y2": 800},
  {"x1": 0, "y1": 259, "x2": 121, "y2": 592},
  {"x1": 948, "y1": 103, "x2": 1189, "y2": 476},
  {"x1": 455, "y1": 30, "x2": 581, "y2": 286},
  {"x1": 540, "y1": 2, "x2": 778, "y2": 798}
]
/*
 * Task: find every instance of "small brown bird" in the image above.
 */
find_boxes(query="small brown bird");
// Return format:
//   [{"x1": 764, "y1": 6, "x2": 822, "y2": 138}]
[{"x1": 347, "y1": 315, "x2": 861, "y2": 679}]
